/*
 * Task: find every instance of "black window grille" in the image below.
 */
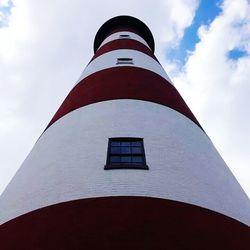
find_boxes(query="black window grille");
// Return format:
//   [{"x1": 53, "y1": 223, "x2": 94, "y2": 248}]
[{"x1": 105, "y1": 138, "x2": 148, "y2": 170}]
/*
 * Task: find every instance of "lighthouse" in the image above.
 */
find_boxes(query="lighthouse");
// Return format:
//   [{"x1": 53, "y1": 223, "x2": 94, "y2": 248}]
[{"x1": 0, "y1": 15, "x2": 249, "y2": 249}]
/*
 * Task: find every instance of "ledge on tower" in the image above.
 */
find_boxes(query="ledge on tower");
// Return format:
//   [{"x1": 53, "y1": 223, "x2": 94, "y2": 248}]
[{"x1": 94, "y1": 15, "x2": 155, "y2": 53}]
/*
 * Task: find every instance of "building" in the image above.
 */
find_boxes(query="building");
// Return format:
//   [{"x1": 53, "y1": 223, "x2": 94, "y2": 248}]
[{"x1": 0, "y1": 15, "x2": 250, "y2": 249}]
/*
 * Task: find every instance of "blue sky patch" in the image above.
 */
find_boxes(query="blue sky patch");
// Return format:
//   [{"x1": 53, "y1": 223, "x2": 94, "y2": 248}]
[
  {"x1": 166, "y1": 0, "x2": 222, "y2": 66},
  {"x1": 0, "y1": 0, "x2": 14, "y2": 28},
  {"x1": 228, "y1": 48, "x2": 248, "y2": 60}
]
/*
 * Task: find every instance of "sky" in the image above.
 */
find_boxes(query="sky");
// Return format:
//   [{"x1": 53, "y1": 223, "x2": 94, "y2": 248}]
[{"x1": 0, "y1": 0, "x2": 249, "y2": 197}]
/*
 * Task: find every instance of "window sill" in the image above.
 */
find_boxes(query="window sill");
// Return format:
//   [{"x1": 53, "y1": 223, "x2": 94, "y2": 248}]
[{"x1": 104, "y1": 164, "x2": 149, "y2": 170}]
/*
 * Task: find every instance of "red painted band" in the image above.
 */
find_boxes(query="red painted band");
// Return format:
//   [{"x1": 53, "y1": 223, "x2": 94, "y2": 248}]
[
  {"x1": 0, "y1": 197, "x2": 249, "y2": 249},
  {"x1": 92, "y1": 39, "x2": 157, "y2": 62},
  {"x1": 47, "y1": 67, "x2": 201, "y2": 130}
]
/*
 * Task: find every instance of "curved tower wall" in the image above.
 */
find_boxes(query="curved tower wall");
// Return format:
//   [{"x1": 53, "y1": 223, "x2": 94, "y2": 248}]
[{"x1": 0, "y1": 15, "x2": 249, "y2": 249}]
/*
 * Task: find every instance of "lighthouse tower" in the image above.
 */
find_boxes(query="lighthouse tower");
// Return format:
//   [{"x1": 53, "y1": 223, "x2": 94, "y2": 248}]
[{"x1": 0, "y1": 16, "x2": 249, "y2": 249}]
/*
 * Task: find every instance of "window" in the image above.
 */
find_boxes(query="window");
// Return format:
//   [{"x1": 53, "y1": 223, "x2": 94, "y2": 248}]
[
  {"x1": 105, "y1": 138, "x2": 148, "y2": 170},
  {"x1": 119, "y1": 34, "x2": 130, "y2": 38},
  {"x1": 116, "y1": 58, "x2": 134, "y2": 65}
]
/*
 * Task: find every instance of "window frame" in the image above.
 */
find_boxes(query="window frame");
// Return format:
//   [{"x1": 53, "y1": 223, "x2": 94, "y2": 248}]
[{"x1": 105, "y1": 137, "x2": 149, "y2": 170}]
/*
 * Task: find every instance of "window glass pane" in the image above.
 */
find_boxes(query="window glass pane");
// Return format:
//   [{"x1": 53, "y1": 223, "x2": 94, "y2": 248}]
[
  {"x1": 107, "y1": 138, "x2": 147, "y2": 169},
  {"x1": 121, "y1": 156, "x2": 131, "y2": 163},
  {"x1": 132, "y1": 156, "x2": 143, "y2": 163},
  {"x1": 111, "y1": 141, "x2": 120, "y2": 146},
  {"x1": 110, "y1": 156, "x2": 120, "y2": 163},
  {"x1": 121, "y1": 142, "x2": 130, "y2": 146},
  {"x1": 110, "y1": 147, "x2": 121, "y2": 154},
  {"x1": 131, "y1": 147, "x2": 142, "y2": 154},
  {"x1": 131, "y1": 141, "x2": 142, "y2": 147},
  {"x1": 121, "y1": 147, "x2": 131, "y2": 154}
]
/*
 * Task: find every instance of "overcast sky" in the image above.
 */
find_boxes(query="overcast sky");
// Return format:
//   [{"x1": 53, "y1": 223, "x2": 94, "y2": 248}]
[{"x1": 0, "y1": 0, "x2": 249, "y2": 197}]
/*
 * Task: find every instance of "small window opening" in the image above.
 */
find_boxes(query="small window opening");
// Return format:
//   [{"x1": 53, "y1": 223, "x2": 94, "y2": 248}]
[
  {"x1": 105, "y1": 138, "x2": 148, "y2": 170},
  {"x1": 119, "y1": 34, "x2": 130, "y2": 38},
  {"x1": 116, "y1": 58, "x2": 134, "y2": 65}
]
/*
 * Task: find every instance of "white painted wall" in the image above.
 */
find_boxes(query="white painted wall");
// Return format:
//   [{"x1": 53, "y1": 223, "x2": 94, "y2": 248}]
[
  {"x1": 76, "y1": 49, "x2": 172, "y2": 85},
  {"x1": 98, "y1": 31, "x2": 150, "y2": 49},
  {"x1": 0, "y1": 100, "x2": 249, "y2": 225}
]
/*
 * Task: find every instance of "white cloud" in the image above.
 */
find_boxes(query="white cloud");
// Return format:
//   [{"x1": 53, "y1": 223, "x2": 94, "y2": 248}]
[
  {"x1": 0, "y1": 0, "x2": 198, "y2": 193},
  {"x1": 162, "y1": 0, "x2": 199, "y2": 44},
  {"x1": 173, "y1": 0, "x2": 250, "y2": 197},
  {"x1": 0, "y1": 0, "x2": 10, "y2": 6},
  {"x1": 0, "y1": 0, "x2": 13, "y2": 28}
]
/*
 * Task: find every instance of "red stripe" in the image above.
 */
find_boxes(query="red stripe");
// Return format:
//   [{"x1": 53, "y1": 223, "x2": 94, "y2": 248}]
[
  {"x1": 47, "y1": 67, "x2": 202, "y2": 129},
  {"x1": 1, "y1": 197, "x2": 249, "y2": 249},
  {"x1": 92, "y1": 39, "x2": 157, "y2": 62}
]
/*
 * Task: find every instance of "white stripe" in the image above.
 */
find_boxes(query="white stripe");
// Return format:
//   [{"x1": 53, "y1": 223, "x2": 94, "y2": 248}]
[
  {"x1": 0, "y1": 100, "x2": 249, "y2": 225},
  {"x1": 76, "y1": 49, "x2": 172, "y2": 85},
  {"x1": 98, "y1": 31, "x2": 150, "y2": 50}
]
